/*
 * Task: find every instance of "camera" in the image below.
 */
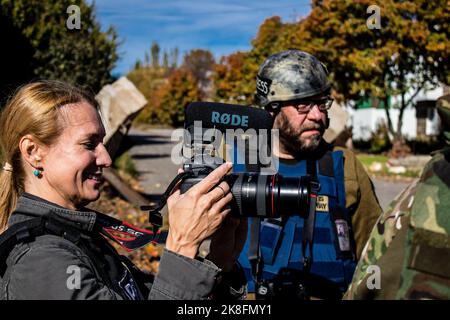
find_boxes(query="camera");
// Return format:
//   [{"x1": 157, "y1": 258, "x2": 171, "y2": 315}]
[
  {"x1": 179, "y1": 154, "x2": 317, "y2": 218},
  {"x1": 146, "y1": 102, "x2": 319, "y2": 228}
]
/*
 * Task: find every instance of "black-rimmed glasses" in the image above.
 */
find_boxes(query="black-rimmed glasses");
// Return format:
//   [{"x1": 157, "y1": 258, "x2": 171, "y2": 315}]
[{"x1": 290, "y1": 97, "x2": 334, "y2": 114}]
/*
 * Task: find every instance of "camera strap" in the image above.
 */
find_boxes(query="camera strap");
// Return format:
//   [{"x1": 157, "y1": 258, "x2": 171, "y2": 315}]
[
  {"x1": 248, "y1": 219, "x2": 263, "y2": 276},
  {"x1": 302, "y1": 160, "x2": 320, "y2": 272},
  {"x1": 240, "y1": 141, "x2": 266, "y2": 297},
  {"x1": 96, "y1": 213, "x2": 167, "y2": 251},
  {"x1": 141, "y1": 171, "x2": 192, "y2": 242}
]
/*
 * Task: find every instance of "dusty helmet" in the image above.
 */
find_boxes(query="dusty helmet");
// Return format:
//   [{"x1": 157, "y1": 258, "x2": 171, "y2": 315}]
[{"x1": 255, "y1": 50, "x2": 331, "y2": 110}]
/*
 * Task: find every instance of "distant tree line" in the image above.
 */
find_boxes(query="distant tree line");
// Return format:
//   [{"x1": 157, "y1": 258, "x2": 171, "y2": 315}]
[
  {"x1": 1, "y1": 0, "x2": 447, "y2": 145},
  {"x1": 130, "y1": 0, "x2": 449, "y2": 138},
  {"x1": 128, "y1": 44, "x2": 215, "y2": 127}
]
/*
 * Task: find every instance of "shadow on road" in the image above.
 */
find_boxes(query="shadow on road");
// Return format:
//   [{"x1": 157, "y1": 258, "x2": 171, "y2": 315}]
[
  {"x1": 131, "y1": 153, "x2": 172, "y2": 160},
  {"x1": 128, "y1": 134, "x2": 173, "y2": 146}
]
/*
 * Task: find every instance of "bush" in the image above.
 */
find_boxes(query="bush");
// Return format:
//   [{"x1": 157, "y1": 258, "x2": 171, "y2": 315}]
[
  {"x1": 406, "y1": 135, "x2": 446, "y2": 155},
  {"x1": 114, "y1": 152, "x2": 138, "y2": 178},
  {"x1": 369, "y1": 123, "x2": 392, "y2": 154},
  {"x1": 353, "y1": 123, "x2": 392, "y2": 154}
]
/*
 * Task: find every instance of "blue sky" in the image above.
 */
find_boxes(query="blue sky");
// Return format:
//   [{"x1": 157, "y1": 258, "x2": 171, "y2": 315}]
[{"x1": 90, "y1": 0, "x2": 312, "y2": 76}]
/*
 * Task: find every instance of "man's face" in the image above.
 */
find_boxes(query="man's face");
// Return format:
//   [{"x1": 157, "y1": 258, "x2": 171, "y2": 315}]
[{"x1": 273, "y1": 95, "x2": 328, "y2": 156}]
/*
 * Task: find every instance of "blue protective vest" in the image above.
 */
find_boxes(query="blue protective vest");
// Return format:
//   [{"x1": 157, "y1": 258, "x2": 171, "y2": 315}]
[{"x1": 235, "y1": 150, "x2": 357, "y2": 293}]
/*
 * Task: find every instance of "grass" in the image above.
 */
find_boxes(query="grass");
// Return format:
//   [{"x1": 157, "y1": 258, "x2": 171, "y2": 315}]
[
  {"x1": 356, "y1": 153, "x2": 421, "y2": 179},
  {"x1": 114, "y1": 151, "x2": 138, "y2": 178},
  {"x1": 356, "y1": 154, "x2": 388, "y2": 167}
]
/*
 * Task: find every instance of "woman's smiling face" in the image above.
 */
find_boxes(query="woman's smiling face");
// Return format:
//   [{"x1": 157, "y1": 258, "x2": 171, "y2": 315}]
[{"x1": 40, "y1": 101, "x2": 112, "y2": 209}]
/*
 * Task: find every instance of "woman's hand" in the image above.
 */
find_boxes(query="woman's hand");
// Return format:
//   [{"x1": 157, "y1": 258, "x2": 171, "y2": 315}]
[{"x1": 165, "y1": 162, "x2": 233, "y2": 259}]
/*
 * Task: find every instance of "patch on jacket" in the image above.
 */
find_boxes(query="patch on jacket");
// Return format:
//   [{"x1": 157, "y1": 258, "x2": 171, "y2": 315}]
[
  {"x1": 316, "y1": 195, "x2": 329, "y2": 212},
  {"x1": 118, "y1": 268, "x2": 142, "y2": 300}
]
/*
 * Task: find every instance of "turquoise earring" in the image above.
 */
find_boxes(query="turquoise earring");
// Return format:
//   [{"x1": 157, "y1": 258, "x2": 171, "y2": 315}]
[{"x1": 34, "y1": 160, "x2": 41, "y2": 177}]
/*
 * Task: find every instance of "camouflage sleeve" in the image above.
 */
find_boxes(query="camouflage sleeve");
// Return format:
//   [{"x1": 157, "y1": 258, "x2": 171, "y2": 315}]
[
  {"x1": 340, "y1": 148, "x2": 383, "y2": 259},
  {"x1": 346, "y1": 150, "x2": 450, "y2": 300},
  {"x1": 346, "y1": 96, "x2": 450, "y2": 300},
  {"x1": 343, "y1": 180, "x2": 419, "y2": 300},
  {"x1": 395, "y1": 152, "x2": 450, "y2": 299}
]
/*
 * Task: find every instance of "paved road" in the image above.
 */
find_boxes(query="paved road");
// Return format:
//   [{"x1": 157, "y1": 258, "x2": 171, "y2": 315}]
[
  {"x1": 128, "y1": 128, "x2": 411, "y2": 211},
  {"x1": 128, "y1": 128, "x2": 180, "y2": 203},
  {"x1": 372, "y1": 179, "x2": 410, "y2": 211}
]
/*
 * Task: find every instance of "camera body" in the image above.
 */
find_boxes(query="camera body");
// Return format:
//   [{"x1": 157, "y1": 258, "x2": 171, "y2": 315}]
[{"x1": 179, "y1": 154, "x2": 316, "y2": 218}]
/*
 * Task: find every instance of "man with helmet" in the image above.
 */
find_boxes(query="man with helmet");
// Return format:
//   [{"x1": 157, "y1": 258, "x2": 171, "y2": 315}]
[{"x1": 237, "y1": 50, "x2": 382, "y2": 300}]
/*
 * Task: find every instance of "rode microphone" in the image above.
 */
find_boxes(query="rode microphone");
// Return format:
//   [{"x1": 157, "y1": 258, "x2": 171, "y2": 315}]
[{"x1": 185, "y1": 102, "x2": 274, "y2": 132}]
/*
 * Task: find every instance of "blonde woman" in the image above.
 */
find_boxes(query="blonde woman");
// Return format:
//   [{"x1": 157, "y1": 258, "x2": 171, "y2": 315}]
[{"x1": 0, "y1": 80, "x2": 244, "y2": 300}]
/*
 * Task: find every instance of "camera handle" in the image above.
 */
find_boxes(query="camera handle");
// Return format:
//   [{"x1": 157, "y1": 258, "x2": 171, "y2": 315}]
[{"x1": 141, "y1": 171, "x2": 193, "y2": 241}]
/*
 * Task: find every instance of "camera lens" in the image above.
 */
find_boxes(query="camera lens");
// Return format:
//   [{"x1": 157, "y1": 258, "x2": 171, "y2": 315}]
[{"x1": 230, "y1": 173, "x2": 311, "y2": 217}]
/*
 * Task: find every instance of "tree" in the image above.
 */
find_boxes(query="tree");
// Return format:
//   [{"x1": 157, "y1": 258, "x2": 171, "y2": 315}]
[
  {"x1": 162, "y1": 50, "x2": 169, "y2": 69},
  {"x1": 156, "y1": 68, "x2": 202, "y2": 127},
  {"x1": 213, "y1": 17, "x2": 291, "y2": 105},
  {"x1": 182, "y1": 49, "x2": 215, "y2": 97},
  {"x1": 0, "y1": 0, "x2": 119, "y2": 98},
  {"x1": 214, "y1": 51, "x2": 252, "y2": 103},
  {"x1": 127, "y1": 66, "x2": 168, "y2": 124},
  {"x1": 277, "y1": 0, "x2": 449, "y2": 147},
  {"x1": 134, "y1": 59, "x2": 142, "y2": 70},
  {"x1": 151, "y1": 41, "x2": 160, "y2": 68},
  {"x1": 249, "y1": 16, "x2": 286, "y2": 63},
  {"x1": 129, "y1": 45, "x2": 190, "y2": 126},
  {"x1": 170, "y1": 47, "x2": 179, "y2": 68}
]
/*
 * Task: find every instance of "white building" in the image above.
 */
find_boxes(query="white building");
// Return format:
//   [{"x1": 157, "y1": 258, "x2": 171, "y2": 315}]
[{"x1": 351, "y1": 86, "x2": 446, "y2": 141}]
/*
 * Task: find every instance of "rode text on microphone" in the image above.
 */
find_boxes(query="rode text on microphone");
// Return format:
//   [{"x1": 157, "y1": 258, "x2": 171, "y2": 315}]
[{"x1": 171, "y1": 101, "x2": 280, "y2": 172}]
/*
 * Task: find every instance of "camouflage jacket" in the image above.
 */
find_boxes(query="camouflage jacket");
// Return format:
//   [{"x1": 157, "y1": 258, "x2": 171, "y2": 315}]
[{"x1": 344, "y1": 146, "x2": 450, "y2": 300}]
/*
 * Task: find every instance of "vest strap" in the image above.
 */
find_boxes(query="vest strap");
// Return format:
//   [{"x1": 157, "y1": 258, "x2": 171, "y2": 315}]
[
  {"x1": 302, "y1": 160, "x2": 319, "y2": 273},
  {"x1": 318, "y1": 152, "x2": 334, "y2": 177}
]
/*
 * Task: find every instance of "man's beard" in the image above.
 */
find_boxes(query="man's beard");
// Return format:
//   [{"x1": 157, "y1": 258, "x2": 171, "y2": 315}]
[{"x1": 274, "y1": 112, "x2": 325, "y2": 156}]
